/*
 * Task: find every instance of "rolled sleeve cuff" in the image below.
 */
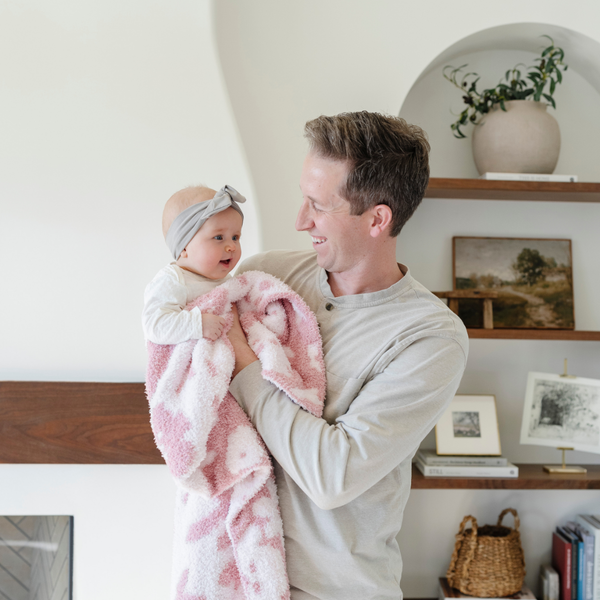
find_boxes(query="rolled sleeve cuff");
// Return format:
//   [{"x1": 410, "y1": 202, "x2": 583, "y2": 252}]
[{"x1": 188, "y1": 306, "x2": 204, "y2": 339}]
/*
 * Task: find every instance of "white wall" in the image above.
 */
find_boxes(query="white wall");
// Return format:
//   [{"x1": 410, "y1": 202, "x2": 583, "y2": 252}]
[
  {"x1": 0, "y1": 465, "x2": 176, "y2": 600},
  {"x1": 3, "y1": 1, "x2": 600, "y2": 598},
  {"x1": 0, "y1": 0, "x2": 260, "y2": 383}
]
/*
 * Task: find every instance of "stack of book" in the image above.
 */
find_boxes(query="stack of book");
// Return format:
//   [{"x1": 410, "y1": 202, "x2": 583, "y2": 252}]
[
  {"x1": 479, "y1": 172, "x2": 578, "y2": 182},
  {"x1": 438, "y1": 577, "x2": 535, "y2": 600},
  {"x1": 552, "y1": 515, "x2": 600, "y2": 600},
  {"x1": 413, "y1": 449, "x2": 519, "y2": 478}
]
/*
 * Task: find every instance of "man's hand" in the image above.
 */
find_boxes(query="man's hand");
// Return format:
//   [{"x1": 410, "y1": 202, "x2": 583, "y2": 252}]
[{"x1": 228, "y1": 304, "x2": 259, "y2": 377}]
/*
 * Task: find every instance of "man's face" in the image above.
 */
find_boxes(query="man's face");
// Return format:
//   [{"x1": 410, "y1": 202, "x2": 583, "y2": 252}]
[{"x1": 296, "y1": 152, "x2": 373, "y2": 274}]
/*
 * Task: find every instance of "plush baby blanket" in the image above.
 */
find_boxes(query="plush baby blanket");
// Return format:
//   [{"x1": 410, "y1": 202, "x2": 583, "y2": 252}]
[{"x1": 145, "y1": 271, "x2": 326, "y2": 600}]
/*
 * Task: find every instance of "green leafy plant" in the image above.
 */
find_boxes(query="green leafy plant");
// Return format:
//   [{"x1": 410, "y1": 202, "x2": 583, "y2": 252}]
[{"x1": 443, "y1": 35, "x2": 568, "y2": 138}]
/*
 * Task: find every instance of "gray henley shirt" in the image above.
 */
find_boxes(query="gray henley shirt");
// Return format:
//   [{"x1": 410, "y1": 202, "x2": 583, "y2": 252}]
[{"x1": 229, "y1": 250, "x2": 468, "y2": 600}]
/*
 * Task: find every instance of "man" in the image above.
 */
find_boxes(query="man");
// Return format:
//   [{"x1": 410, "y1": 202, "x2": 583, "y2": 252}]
[{"x1": 228, "y1": 111, "x2": 468, "y2": 600}]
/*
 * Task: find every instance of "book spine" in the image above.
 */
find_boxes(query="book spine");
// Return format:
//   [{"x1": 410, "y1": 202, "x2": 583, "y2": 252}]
[
  {"x1": 568, "y1": 541, "x2": 573, "y2": 600},
  {"x1": 417, "y1": 453, "x2": 507, "y2": 466},
  {"x1": 560, "y1": 527, "x2": 579, "y2": 600},
  {"x1": 542, "y1": 565, "x2": 560, "y2": 600},
  {"x1": 585, "y1": 533, "x2": 595, "y2": 600},
  {"x1": 551, "y1": 570, "x2": 561, "y2": 600},
  {"x1": 576, "y1": 517, "x2": 600, "y2": 600},
  {"x1": 414, "y1": 459, "x2": 518, "y2": 477},
  {"x1": 578, "y1": 540, "x2": 585, "y2": 600},
  {"x1": 541, "y1": 573, "x2": 549, "y2": 600},
  {"x1": 553, "y1": 531, "x2": 572, "y2": 600},
  {"x1": 580, "y1": 534, "x2": 593, "y2": 600}
]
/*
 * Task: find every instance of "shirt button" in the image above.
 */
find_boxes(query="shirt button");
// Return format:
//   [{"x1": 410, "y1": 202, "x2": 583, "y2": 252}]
[{"x1": 325, "y1": 303, "x2": 333, "y2": 311}]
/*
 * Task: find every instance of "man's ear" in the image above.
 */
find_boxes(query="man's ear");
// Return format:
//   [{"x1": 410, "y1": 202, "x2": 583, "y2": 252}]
[{"x1": 369, "y1": 204, "x2": 393, "y2": 238}]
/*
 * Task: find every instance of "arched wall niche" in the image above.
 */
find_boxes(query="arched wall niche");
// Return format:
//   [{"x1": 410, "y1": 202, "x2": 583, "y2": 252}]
[{"x1": 399, "y1": 23, "x2": 600, "y2": 180}]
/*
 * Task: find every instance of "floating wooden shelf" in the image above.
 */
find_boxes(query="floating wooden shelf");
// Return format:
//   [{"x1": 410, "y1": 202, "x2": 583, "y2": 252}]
[
  {"x1": 467, "y1": 329, "x2": 600, "y2": 341},
  {"x1": 411, "y1": 464, "x2": 600, "y2": 490},
  {"x1": 425, "y1": 178, "x2": 600, "y2": 202}
]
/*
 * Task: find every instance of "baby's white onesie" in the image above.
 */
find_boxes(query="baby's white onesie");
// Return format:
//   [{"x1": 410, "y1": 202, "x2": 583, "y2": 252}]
[{"x1": 142, "y1": 263, "x2": 231, "y2": 344}]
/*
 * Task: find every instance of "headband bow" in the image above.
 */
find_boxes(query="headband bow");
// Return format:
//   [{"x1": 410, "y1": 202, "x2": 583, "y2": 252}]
[{"x1": 166, "y1": 185, "x2": 245, "y2": 260}]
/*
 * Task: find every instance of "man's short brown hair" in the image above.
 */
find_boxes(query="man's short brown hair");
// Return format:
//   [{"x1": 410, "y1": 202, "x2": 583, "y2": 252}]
[{"x1": 304, "y1": 111, "x2": 430, "y2": 237}]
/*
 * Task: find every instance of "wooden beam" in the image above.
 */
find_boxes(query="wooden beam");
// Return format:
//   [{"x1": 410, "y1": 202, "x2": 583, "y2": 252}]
[{"x1": 0, "y1": 381, "x2": 163, "y2": 464}]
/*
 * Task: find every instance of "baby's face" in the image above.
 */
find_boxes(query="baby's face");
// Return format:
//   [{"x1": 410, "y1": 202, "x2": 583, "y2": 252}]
[{"x1": 177, "y1": 207, "x2": 243, "y2": 279}]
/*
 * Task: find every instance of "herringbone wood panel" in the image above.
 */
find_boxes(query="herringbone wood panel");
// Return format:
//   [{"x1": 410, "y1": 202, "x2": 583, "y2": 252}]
[
  {"x1": 0, "y1": 516, "x2": 34, "y2": 600},
  {"x1": 29, "y1": 517, "x2": 71, "y2": 600},
  {"x1": 0, "y1": 517, "x2": 72, "y2": 600}
]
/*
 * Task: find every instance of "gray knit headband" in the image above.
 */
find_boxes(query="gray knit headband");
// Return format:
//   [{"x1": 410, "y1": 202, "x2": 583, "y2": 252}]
[{"x1": 166, "y1": 185, "x2": 246, "y2": 260}]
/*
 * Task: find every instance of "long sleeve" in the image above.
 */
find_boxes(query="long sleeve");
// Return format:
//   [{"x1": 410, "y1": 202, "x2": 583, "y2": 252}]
[
  {"x1": 230, "y1": 333, "x2": 466, "y2": 510},
  {"x1": 142, "y1": 265, "x2": 204, "y2": 344}
]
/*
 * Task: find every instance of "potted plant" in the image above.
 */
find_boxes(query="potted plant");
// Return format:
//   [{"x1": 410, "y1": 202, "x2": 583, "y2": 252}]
[{"x1": 443, "y1": 36, "x2": 568, "y2": 175}]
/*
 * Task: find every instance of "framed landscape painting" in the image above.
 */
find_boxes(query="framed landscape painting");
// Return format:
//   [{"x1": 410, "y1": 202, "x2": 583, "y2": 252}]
[{"x1": 453, "y1": 236, "x2": 575, "y2": 329}]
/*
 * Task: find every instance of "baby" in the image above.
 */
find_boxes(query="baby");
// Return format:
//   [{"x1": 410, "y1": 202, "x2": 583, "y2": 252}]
[{"x1": 142, "y1": 184, "x2": 244, "y2": 344}]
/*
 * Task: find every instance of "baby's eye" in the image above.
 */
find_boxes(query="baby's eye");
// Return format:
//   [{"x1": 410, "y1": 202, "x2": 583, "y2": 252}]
[
  {"x1": 214, "y1": 235, "x2": 223, "y2": 241},
  {"x1": 233, "y1": 235, "x2": 240, "y2": 241}
]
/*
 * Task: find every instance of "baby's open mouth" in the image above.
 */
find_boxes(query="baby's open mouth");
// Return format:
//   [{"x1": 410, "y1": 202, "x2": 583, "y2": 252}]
[{"x1": 221, "y1": 259, "x2": 231, "y2": 265}]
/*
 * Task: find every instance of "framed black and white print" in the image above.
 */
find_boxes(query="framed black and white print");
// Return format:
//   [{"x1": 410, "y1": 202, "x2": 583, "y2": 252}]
[
  {"x1": 435, "y1": 395, "x2": 502, "y2": 455},
  {"x1": 520, "y1": 372, "x2": 600, "y2": 454}
]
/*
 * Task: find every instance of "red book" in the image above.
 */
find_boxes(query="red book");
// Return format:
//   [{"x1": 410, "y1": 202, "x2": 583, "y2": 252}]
[{"x1": 553, "y1": 530, "x2": 573, "y2": 600}]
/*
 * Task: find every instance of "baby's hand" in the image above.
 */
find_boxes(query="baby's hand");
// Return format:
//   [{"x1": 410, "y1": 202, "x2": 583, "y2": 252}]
[{"x1": 202, "y1": 314, "x2": 226, "y2": 341}]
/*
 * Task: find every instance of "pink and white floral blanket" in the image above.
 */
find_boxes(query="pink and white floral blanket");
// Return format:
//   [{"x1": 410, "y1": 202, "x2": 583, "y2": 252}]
[{"x1": 145, "y1": 271, "x2": 326, "y2": 600}]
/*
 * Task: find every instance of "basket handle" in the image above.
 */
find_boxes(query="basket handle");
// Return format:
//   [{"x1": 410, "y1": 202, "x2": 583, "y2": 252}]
[
  {"x1": 497, "y1": 508, "x2": 520, "y2": 532},
  {"x1": 458, "y1": 515, "x2": 478, "y2": 537},
  {"x1": 447, "y1": 515, "x2": 478, "y2": 582}
]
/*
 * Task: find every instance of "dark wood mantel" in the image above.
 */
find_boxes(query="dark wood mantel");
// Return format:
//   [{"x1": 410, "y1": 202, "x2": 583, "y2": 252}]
[
  {"x1": 2, "y1": 381, "x2": 600, "y2": 491},
  {"x1": 0, "y1": 381, "x2": 162, "y2": 464}
]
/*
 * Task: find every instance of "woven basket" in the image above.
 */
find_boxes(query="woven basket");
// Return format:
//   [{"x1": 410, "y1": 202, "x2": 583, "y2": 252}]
[{"x1": 446, "y1": 508, "x2": 526, "y2": 598}]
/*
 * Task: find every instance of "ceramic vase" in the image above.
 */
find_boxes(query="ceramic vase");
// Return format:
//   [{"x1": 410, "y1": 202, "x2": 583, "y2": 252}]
[{"x1": 471, "y1": 100, "x2": 561, "y2": 175}]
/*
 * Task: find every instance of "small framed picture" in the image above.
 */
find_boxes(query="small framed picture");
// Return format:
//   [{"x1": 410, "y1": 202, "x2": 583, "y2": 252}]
[
  {"x1": 453, "y1": 236, "x2": 574, "y2": 329},
  {"x1": 435, "y1": 395, "x2": 501, "y2": 455},
  {"x1": 520, "y1": 372, "x2": 600, "y2": 454}
]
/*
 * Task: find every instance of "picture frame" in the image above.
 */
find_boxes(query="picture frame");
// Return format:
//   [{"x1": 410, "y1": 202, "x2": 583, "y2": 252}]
[
  {"x1": 453, "y1": 236, "x2": 574, "y2": 329},
  {"x1": 520, "y1": 372, "x2": 600, "y2": 454},
  {"x1": 435, "y1": 395, "x2": 502, "y2": 456}
]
